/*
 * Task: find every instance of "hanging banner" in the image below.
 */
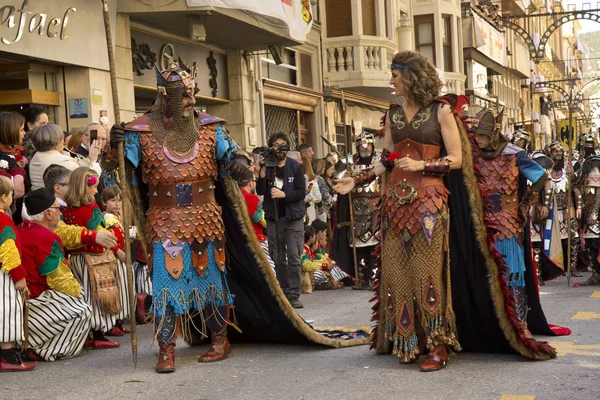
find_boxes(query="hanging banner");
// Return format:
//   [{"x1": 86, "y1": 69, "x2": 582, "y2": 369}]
[
  {"x1": 186, "y1": 0, "x2": 313, "y2": 42},
  {"x1": 557, "y1": 119, "x2": 577, "y2": 151}
]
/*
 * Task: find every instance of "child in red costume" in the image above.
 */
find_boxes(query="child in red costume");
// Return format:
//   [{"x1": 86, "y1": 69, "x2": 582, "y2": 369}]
[
  {"x1": 0, "y1": 176, "x2": 35, "y2": 371},
  {"x1": 101, "y1": 185, "x2": 131, "y2": 336},
  {"x1": 62, "y1": 167, "x2": 121, "y2": 349}
]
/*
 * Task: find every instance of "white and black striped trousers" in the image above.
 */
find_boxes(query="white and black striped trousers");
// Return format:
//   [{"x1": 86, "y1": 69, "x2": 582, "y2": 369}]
[
  {"x1": 259, "y1": 240, "x2": 277, "y2": 276},
  {"x1": 27, "y1": 290, "x2": 91, "y2": 361},
  {"x1": 133, "y1": 261, "x2": 152, "y2": 295},
  {"x1": 115, "y1": 260, "x2": 130, "y2": 320},
  {"x1": 70, "y1": 254, "x2": 117, "y2": 333},
  {"x1": 0, "y1": 271, "x2": 23, "y2": 343}
]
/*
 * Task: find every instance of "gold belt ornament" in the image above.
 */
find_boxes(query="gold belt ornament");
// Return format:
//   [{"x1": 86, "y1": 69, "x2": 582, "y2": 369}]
[{"x1": 392, "y1": 181, "x2": 417, "y2": 205}]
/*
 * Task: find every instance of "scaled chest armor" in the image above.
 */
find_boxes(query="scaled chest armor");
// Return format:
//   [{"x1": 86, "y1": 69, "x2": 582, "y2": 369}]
[
  {"x1": 477, "y1": 155, "x2": 521, "y2": 242},
  {"x1": 139, "y1": 119, "x2": 226, "y2": 274}
]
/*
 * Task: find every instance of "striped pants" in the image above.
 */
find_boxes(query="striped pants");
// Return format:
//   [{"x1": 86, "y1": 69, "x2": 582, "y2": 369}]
[
  {"x1": 115, "y1": 260, "x2": 130, "y2": 320},
  {"x1": 133, "y1": 261, "x2": 152, "y2": 295},
  {"x1": 0, "y1": 271, "x2": 23, "y2": 343},
  {"x1": 28, "y1": 291, "x2": 91, "y2": 361},
  {"x1": 259, "y1": 240, "x2": 276, "y2": 275},
  {"x1": 70, "y1": 254, "x2": 118, "y2": 333}
]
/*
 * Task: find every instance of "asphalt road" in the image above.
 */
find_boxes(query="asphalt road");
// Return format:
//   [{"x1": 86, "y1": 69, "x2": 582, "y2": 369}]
[{"x1": 3, "y1": 272, "x2": 600, "y2": 400}]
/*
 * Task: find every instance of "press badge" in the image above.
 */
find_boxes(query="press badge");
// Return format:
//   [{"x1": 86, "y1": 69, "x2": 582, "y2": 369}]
[{"x1": 274, "y1": 177, "x2": 284, "y2": 189}]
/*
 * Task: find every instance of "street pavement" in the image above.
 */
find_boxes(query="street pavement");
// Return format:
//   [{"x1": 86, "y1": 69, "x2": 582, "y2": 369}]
[{"x1": 3, "y1": 271, "x2": 600, "y2": 400}]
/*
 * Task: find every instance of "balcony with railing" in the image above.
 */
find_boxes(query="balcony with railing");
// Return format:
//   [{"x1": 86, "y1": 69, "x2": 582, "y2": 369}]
[
  {"x1": 324, "y1": 36, "x2": 397, "y2": 91},
  {"x1": 322, "y1": 0, "x2": 399, "y2": 98}
]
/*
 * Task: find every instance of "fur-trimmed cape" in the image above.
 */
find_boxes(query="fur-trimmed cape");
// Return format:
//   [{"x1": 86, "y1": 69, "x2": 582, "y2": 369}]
[{"x1": 442, "y1": 96, "x2": 566, "y2": 360}]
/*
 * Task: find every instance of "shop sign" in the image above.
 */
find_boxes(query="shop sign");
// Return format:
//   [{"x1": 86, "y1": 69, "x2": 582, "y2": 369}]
[
  {"x1": 131, "y1": 30, "x2": 229, "y2": 101},
  {"x1": 0, "y1": 0, "x2": 75, "y2": 45},
  {"x1": 69, "y1": 98, "x2": 88, "y2": 119},
  {"x1": 0, "y1": 0, "x2": 110, "y2": 70}
]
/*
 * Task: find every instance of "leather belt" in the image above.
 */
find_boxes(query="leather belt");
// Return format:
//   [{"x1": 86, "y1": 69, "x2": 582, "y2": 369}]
[
  {"x1": 149, "y1": 180, "x2": 215, "y2": 208},
  {"x1": 486, "y1": 193, "x2": 519, "y2": 212}
]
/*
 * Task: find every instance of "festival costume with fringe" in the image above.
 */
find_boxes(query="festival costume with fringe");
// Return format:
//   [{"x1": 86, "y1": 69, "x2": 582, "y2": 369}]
[
  {"x1": 18, "y1": 221, "x2": 91, "y2": 361},
  {"x1": 109, "y1": 60, "x2": 370, "y2": 371},
  {"x1": 372, "y1": 101, "x2": 460, "y2": 362}
]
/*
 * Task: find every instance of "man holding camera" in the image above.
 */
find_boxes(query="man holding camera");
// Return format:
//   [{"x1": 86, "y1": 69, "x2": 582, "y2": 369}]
[{"x1": 257, "y1": 132, "x2": 306, "y2": 309}]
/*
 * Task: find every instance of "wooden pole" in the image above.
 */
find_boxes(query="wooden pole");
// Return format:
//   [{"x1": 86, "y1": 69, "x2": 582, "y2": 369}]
[
  {"x1": 341, "y1": 90, "x2": 360, "y2": 284},
  {"x1": 101, "y1": 0, "x2": 137, "y2": 368}
]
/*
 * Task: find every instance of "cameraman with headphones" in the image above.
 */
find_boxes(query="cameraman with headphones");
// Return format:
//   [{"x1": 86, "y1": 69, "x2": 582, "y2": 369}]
[{"x1": 257, "y1": 132, "x2": 307, "y2": 309}]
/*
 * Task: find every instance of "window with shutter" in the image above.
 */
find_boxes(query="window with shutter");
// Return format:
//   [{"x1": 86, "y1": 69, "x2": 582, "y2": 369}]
[
  {"x1": 362, "y1": 0, "x2": 376, "y2": 36},
  {"x1": 414, "y1": 14, "x2": 436, "y2": 65},
  {"x1": 299, "y1": 52, "x2": 314, "y2": 90},
  {"x1": 326, "y1": 0, "x2": 352, "y2": 38}
]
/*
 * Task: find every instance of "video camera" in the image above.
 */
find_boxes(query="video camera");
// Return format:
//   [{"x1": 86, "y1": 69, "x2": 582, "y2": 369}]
[{"x1": 256, "y1": 145, "x2": 290, "y2": 168}]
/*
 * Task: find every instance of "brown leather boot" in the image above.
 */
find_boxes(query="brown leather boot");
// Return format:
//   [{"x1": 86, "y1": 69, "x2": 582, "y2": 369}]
[
  {"x1": 155, "y1": 339, "x2": 176, "y2": 373},
  {"x1": 198, "y1": 332, "x2": 231, "y2": 363}
]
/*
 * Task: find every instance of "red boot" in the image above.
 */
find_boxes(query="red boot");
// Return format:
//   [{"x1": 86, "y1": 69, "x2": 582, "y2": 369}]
[
  {"x1": 155, "y1": 339, "x2": 176, "y2": 373},
  {"x1": 198, "y1": 332, "x2": 231, "y2": 362},
  {"x1": 0, "y1": 348, "x2": 37, "y2": 372}
]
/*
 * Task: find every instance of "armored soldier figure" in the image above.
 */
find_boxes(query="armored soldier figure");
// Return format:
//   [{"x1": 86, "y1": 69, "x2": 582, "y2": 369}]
[
  {"x1": 577, "y1": 156, "x2": 600, "y2": 286},
  {"x1": 108, "y1": 58, "x2": 248, "y2": 373},
  {"x1": 528, "y1": 151, "x2": 554, "y2": 285},
  {"x1": 347, "y1": 130, "x2": 381, "y2": 289},
  {"x1": 511, "y1": 128, "x2": 531, "y2": 153},
  {"x1": 547, "y1": 141, "x2": 582, "y2": 278},
  {"x1": 473, "y1": 109, "x2": 549, "y2": 336}
]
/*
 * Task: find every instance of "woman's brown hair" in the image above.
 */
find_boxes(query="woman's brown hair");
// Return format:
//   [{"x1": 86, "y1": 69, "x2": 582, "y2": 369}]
[
  {"x1": 391, "y1": 50, "x2": 442, "y2": 107},
  {"x1": 0, "y1": 111, "x2": 25, "y2": 148},
  {"x1": 64, "y1": 167, "x2": 98, "y2": 207},
  {"x1": 67, "y1": 131, "x2": 84, "y2": 152},
  {"x1": 312, "y1": 158, "x2": 325, "y2": 176},
  {"x1": 303, "y1": 157, "x2": 316, "y2": 181}
]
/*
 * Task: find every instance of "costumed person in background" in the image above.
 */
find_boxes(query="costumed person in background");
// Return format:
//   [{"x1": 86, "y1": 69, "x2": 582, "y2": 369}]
[
  {"x1": 18, "y1": 188, "x2": 92, "y2": 362},
  {"x1": 330, "y1": 127, "x2": 381, "y2": 289},
  {"x1": 101, "y1": 185, "x2": 131, "y2": 336},
  {"x1": 576, "y1": 155, "x2": 600, "y2": 286},
  {"x1": 511, "y1": 128, "x2": 531, "y2": 154},
  {"x1": 312, "y1": 219, "x2": 351, "y2": 286},
  {"x1": 527, "y1": 151, "x2": 559, "y2": 286},
  {"x1": 0, "y1": 177, "x2": 36, "y2": 372},
  {"x1": 334, "y1": 51, "x2": 462, "y2": 371},
  {"x1": 106, "y1": 58, "x2": 249, "y2": 373},
  {"x1": 471, "y1": 109, "x2": 549, "y2": 337},
  {"x1": 545, "y1": 141, "x2": 583, "y2": 278},
  {"x1": 62, "y1": 167, "x2": 122, "y2": 349},
  {"x1": 237, "y1": 169, "x2": 275, "y2": 274}
]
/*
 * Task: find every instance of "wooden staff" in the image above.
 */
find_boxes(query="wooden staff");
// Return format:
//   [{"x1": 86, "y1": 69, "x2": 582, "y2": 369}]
[
  {"x1": 101, "y1": 0, "x2": 137, "y2": 368},
  {"x1": 341, "y1": 90, "x2": 360, "y2": 284}
]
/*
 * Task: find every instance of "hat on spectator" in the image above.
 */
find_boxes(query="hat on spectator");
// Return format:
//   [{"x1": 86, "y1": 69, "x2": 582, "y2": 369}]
[{"x1": 24, "y1": 188, "x2": 55, "y2": 215}]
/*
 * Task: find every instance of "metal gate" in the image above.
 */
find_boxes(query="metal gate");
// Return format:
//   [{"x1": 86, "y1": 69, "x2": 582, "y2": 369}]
[{"x1": 264, "y1": 104, "x2": 298, "y2": 149}]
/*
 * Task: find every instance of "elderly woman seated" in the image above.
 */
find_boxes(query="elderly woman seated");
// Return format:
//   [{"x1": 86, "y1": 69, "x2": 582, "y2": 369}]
[{"x1": 28, "y1": 124, "x2": 101, "y2": 190}]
